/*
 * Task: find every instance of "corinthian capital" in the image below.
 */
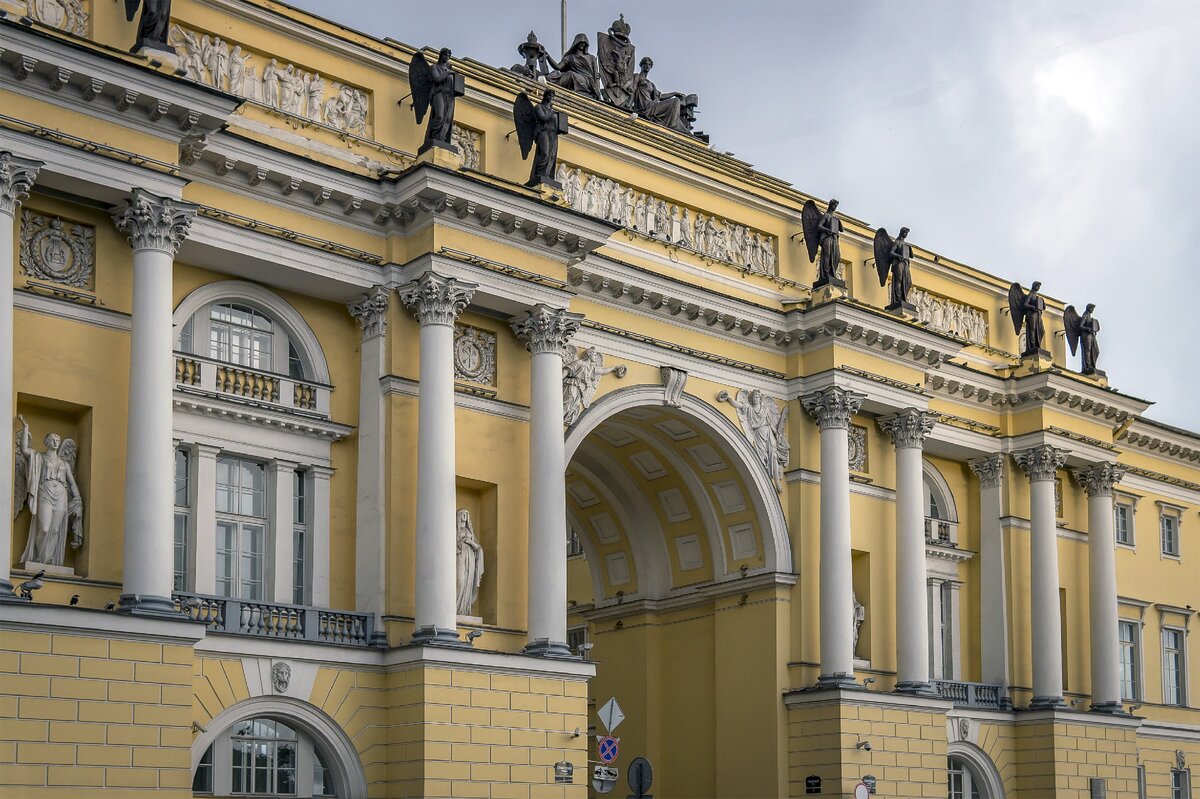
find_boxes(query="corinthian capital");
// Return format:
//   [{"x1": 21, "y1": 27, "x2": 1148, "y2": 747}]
[
  {"x1": 878, "y1": 408, "x2": 938, "y2": 449},
  {"x1": 348, "y1": 286, "x2": 390, "y2": 339},
  {"x1": 1072, "y1": 463, "x2": 1125, "y2": 498},
  {"x1": 510, "y1": 304, "x2": 583, "y2": 355},
  {"x1": 111, "y1": 188, "x2": 197, "y2": 255},
  {"x1": 968, "y1": 453, "x2": 1005, "y2": 489},
  {"x1": 397, "y1": 272, "x2": 476, "y2": 327},
  {"x1": 1012, "y1": 445, "x2": 1067, "y2": 483},
  {"x1": 800, "y1": 386, "x2": 865, "y2": 431},
  {"x1": 0, "y1": 152, "x2": 43, "y2": 217}
]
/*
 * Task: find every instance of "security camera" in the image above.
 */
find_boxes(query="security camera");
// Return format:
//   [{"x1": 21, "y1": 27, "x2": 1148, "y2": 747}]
[
  {"x1": 465, "y1": 629, "x2": 484, "y2": 644},
  {"x1": 856, "y1": 741, "x2": 872, "y2": 752}
]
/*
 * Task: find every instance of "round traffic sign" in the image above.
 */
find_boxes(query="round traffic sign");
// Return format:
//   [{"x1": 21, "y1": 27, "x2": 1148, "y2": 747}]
[
  {"x1": 853, "y1": 782, "x2": 870, "y2": 799},
  {"x1": 628, "y1": 756, "x2": 653, "y2": 794},
  {"x1": 598, "y1": 736, "x2": 619, "y2": 763}
]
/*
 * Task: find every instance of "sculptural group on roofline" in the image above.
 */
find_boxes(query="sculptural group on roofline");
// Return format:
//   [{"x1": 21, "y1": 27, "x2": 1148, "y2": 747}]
[{"x1": 508, "y1": 16, "x2": 705, "y2": 140}]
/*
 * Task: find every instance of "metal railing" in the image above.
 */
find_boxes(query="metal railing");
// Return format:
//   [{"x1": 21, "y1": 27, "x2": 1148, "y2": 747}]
[
  {"x1": 173, "y1": 592, "x2": 375, "y2": 647},
  {"x1": 934, "y1": 680, "x2": 1003, "y2": 708}
]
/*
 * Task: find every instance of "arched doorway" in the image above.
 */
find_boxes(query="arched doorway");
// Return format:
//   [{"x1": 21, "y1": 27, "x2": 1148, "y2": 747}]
[{"x1": 563, "y1": 387, "x2": 794, "y2": 798}]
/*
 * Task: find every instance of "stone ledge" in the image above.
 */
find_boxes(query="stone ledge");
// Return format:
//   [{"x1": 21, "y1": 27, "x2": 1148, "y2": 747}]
[
  {"x1": 0, "y1": 603, "x2": 205, "y2": 645},
  {"x1": 784, "y1": 687, "x2": 954, "y2": 713}
]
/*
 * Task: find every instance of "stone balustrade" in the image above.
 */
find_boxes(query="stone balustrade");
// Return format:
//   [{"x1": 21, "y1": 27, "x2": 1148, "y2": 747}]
[{"x1": 174, "y1": 351, "x2": 330, "y2": 416}]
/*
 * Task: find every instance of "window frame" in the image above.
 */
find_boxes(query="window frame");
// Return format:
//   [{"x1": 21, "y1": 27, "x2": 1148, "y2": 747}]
[
  {"x1": 180, "y1": 299, "x2": 310, "y2": 381},
  {"x1": 194, "y1": 715, "x2": 339, "y2": 798},
  {"x1": 1162, "y1": 625, "x2": 1187, "y2": 707},
  {"x1": 1113, "y1": 494, "x2": 1137, "y2": 549},
  {"x1": 215, "y1": 455, "x2": 269, "y2": 601},
  {"x1": 174, "y1": 445, "x2": 193, "y2": 593},
  {"x1": 1172, "y1": 769, "x2": 1192, "y2": 799},
  {"x1": 1118, "y1": 619, "x2": 1141, "y2": 701},
  {"x1": 292, "y1": 468, "x2": 310, "y2": 606}
]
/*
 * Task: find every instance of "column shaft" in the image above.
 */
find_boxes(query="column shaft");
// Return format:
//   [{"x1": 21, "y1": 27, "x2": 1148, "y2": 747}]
[
  {"x1": 1075, "y1": 464, "x2": 1125, "y2": 712},
  {"x1": 970, "y1": 454, "x2": 1011, "y2": 700},
  {"x1": 0, "y1": 153, "x2": 42, "y2": 600},
  {"x1": 802, "y1": 387, "x2": 865, "y2": 687},
  {"x1": 511, "y1": 305, "x2": 582, "y2": 657}
]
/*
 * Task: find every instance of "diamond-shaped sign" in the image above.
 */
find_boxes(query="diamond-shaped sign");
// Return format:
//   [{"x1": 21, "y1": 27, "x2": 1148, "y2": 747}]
[{"x1": 598, "y1": 697, "x2": 625, "y2": 733}]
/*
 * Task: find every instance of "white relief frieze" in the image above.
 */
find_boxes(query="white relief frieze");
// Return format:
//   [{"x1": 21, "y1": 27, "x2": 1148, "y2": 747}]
[
  {"x1": 1, "y1": 0, "x2": 88, "y2": 36},
  {"x1": 453, "y1": 325, "x2": 497, "y2": 386},
  {"x1": 555, "y1": 164, "x2": 778, "y2": 276},
  {"x1": 909, "y1": 286, "x2": 988, "y2": 346},
  {"x1": 19, "y1": 210, "x2": 95, "y2": 289},
  {"x1": 452, "y1": 126, "x2": 481, "y2": 170},
  {"x1": 169, "y1": 25, "x2": 370, "y2": 135},
  {"x1": 848, "y1": 424, "x2": 867, "y2": 473}
]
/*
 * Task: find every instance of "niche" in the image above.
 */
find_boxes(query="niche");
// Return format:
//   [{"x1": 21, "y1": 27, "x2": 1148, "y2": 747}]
[
  {"x1": 851, "y1": 550, "x2": 872, "y2": 665},
  {"x1": 12, "y1": 395, "x2": 92, "y2": 577},
  {"x1": 455, "y1": 478, "x2": 498, "y2": 625}
]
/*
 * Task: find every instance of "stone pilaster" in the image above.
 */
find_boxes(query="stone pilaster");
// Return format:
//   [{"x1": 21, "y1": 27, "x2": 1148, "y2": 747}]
[
  {"x1": 968, "y1": 453, "x2": 1011, "y2": 702},
  {"x1": 1073, "y1": 463, "x2": 1126, "y2": 712}
]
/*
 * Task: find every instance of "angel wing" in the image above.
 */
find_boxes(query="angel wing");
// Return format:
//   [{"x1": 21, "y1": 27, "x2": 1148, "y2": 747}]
[
  {"x1": 13, "y1": 432, "x2": 27, "y2": 520},
  {"x1": 60, "y1": 439, "x2": 77, "y2": 473},
  {"x1": 800, "y1": 200, "x2": 821, "y2": 263},
  {"x1": 513, "y1": 92, "x2": 537, "y2": 159},
  {"x1": 872, "y1": 228, "x2": 893, "y2": 287},
  {"x1": 1063, "y1": 305, "x2": 1081, "y2": 355},
  {"x1": 1007, "y1": 282, "x2": 1027, "y2": 335},
  {"x1": 409, "y1": 52, "x2": 433, "y2": 124}
]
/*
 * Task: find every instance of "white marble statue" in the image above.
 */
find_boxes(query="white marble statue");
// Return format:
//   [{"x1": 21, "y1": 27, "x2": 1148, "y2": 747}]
[
  {"x1": 562, "y1": 347, "x2": 627, "y2": 426},
  {"x1": 13, "y1": 416, "x2": 83, "y2": 567},
  {"x1": 262, "y1": 58, "x2": 281, "y2": 108},
  {"x1": 852, "y1": 591, "x2": 866, "y2": 656},
  {"x1": 455, "y1": 509, "x2": 484, "y2": 616},
  {"x1": 229, "y1": 45, "x2": 252, "y2": 95},
  {"x1": 717, "y1": 388, "x2": 789, "y2": 491}
]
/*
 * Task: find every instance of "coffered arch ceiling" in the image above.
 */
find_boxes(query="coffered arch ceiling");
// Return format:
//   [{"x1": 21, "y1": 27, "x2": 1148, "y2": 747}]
[{"x1": 565, "y1": 386, "x2": 792, "y2": 605}]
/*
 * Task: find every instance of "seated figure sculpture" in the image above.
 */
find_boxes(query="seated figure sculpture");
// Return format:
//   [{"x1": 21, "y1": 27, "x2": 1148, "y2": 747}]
[{"x1": 632, "y1": 57, "x2": 695, "y2": 134}]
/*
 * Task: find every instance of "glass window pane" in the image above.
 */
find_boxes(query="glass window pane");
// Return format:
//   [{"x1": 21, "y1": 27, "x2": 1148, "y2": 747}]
[
  {"x1": 174, "y1": 449, "x2": 189, "y2": 507},
  {"x1": 173, "y1": 513, "x2": 188, "y2": 593}
]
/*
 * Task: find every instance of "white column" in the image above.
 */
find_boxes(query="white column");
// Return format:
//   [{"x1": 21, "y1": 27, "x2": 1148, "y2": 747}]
[
  {"x1": 399, "y1": 273, "x2": 476, "y2": 644},
  {"x1": 0, "y1": 153, "x2": 42, "y2": 601},
  {"x1": 1013, "y1": 444, "x2": 1068, "y2": 708},
  {"x1": 348, "y1": 287, "x2": 389, "y2": 642},
  {"x1": 111, "y1": 190, "x2": 196, "y2": 614},
  {"x1": 969, "y1": 454, "x2": 1010, "y2": 701},
  {"x1": 271, "y1": 459, "x2": 298, "y2": 604},
  {"x1": 801, "y1": 386, "x2": 866, "y2": 687},
  {"x1": 310, "y1": 466, "x2": 333, "y2": 608},
  {"x1": 1074, "y1": 463, "x2": 1125, "y2": 713},
  {"x1": 511, "y1": 305, "x2": 583, "y2": 656},
  {"x1": 193, "y1": 444, "x2": 221, "y2": 596},
  {"x1": 879, "y1": 409, "x2": 938, "y2": 694}
]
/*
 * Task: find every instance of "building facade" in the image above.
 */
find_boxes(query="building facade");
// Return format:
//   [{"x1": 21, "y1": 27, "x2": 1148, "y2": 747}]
[{"x1": 0, "y1": 1, "x2": 1197, "y2": 797}]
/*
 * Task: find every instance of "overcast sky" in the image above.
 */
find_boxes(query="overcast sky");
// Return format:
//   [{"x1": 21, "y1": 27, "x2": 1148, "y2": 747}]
[{"x1": 288, "y1": 0, "x2": 1199, "y2": 430}]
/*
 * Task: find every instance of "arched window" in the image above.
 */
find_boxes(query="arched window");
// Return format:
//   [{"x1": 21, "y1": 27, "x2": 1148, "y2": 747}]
[
  {"x1": 923, "y1": 464, "x2": 958, "y2": 546},
  {"x1": 946, "y1": 748, "x2": 1004, "y2": 799},
  {"x1": 193, "y1": 715, "x2": 339, "y2": 797},
  {"x1": 179, "y1": 301, "x2": 309, "y2": 380}
]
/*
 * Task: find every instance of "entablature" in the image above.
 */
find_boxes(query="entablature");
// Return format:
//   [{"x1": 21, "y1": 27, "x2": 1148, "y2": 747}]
[
  {"x1": 791, "y1": 300, "x2": 963, "y2": 369},
  {"x1": 1119, "y1": 419, "x2": 1200, "y2": 466}
]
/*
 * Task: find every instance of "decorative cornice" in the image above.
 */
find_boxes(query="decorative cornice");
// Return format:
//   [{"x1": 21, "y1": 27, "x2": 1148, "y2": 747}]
[
  {"x1": 1072, "y1": 463, "x2": 1126, "y2": 498},
  {"x1": 801, "y1": 386, "x2": 865, "y2": 431},
  {"x1": 510, "y1": 304, "x2": 583, "y2": 356},
  {"x1": 348, "y1": 286, "x2": 389, "y2": 339},
  {"x1": 0, "y1": 150, "x2": 42, "y2": 216},
  {"x1": 397, "y1": 272, "x2": 475, "y2": 327},
  {"x1": 968, "y1": 453, "x2": 1005, "y2": 489},
  {"x1": 1011, "y1": 445, "x2": 1067, "y2": 483},
  {"x1": 878, "y1": 409, "x2": 938, "y2": 450},
  {"x1": 111, "y1": 188, "x2": 196, "y2": 255}
]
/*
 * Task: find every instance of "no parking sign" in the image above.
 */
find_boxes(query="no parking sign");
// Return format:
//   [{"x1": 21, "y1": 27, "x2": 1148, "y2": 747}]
[{"x1": 598, "y1": 735, "x2": 620, "y2": 763}]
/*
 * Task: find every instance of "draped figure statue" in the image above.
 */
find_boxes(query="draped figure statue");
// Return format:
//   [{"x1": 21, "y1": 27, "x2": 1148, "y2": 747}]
[
  {"x1": 455, "y1": 509, "x2": 484, "y2": 616},
  {"x1": 14, "y1": 416, "x2": 83, "y2": 567}
]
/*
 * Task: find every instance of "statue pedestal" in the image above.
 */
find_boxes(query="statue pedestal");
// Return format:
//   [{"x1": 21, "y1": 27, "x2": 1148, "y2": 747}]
[
  {"x1": 416, "y1": 145, "x2": 465, "y2": 171},
  {"x1": 21, "y1": 561, "x2": 74, "y2": 578},
  {"x1": 536, "y1": 182, "x2": 568, "y2": 208},
  {"x1": 811, "y1": 282, "x2": 848, "y2": 306},
  {"x1": 1016, "y1": 350, "x2": 1055, "y2": 376},
  {"x1": 1075, "y1": 369, "x2": 1109, "y2": 388},
  {"x1": 886, "y1": 301, "x2": 918, "y2": 318},
  {"x1": 457, "y1": 615, "x2": 483, "y2": 625},
  {"x1": 135, "y1": 44, "x2": 181, "y2": 72}
]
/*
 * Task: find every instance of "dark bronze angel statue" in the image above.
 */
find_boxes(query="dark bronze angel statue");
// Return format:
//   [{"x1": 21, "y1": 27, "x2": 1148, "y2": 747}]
[
  {"x1": 873, "y1": 226, "x2": 913, "y2": 310},
  {"x1": 1064, "y1": 303, "x2": 1101, "y2": 374},
  {"x1": 1008, "y1": 281, "x2": 1046, "y2": 357},
  {"x1": 514, "y1": 90, "x2": 568, "y2": 188},
  {"x1": 801, "y1": 199, "x2": 843, "y2": 287},
  {"x1": 124, "y1": 0, "x2": 173, "y2": 53},
  {"x1": 408, "y1": 48, "x2": 464, "y2": 154}
]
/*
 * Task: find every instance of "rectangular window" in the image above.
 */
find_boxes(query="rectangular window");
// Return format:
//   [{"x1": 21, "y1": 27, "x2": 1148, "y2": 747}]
[
  {"x1": 173, "y1": 447, "x2": 190, "y2": 593},
  {"x1": 1161, "y1": 513, "x2": 1181, "y2": 557},
  {"x1": 1114, "y1": 503, "x2": 1133, "y2": 546},
  {"x1": 1119, "y1": 620, "x2": 1140, "y2": 700},
  {"x1": 1172, "y1": 769, "x2": 1191, "y2": 799},
  {"x1": 292, "y1": 470, "x2": 307, "y2": 606},
  {"x1": 941, "y1": 582, "x2": 955, "y2": 679},
  {"x1": 567, "y1": 526, "x2": 583, "y2": 558},
  {"x1": 1137, "y1": 765, "x2": 1146, "y2": 799},
  {"x1": 567, "y1": 626, "x2": 588, "y2": 656},
  {"x1": 215, "y1": 455, "x2": 267, "y2": 600},
  {"x1": 1163, "y1": 627, "x2": 1186, "y2": 706}
]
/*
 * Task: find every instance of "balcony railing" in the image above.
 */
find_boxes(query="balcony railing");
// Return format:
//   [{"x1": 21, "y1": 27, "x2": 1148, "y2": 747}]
[
  {"x1": 924, "y1": 517, "x2": 954, "y2": 545},
  {"x1": 934, "y1": 680, "x2": 1003, "y2": 708},
  {"x1": 173, "y1": 592, "x2": 375, "y2": 647},
  {"x1": 174, "y1": 352, "x2": 331, "y2": 416}
]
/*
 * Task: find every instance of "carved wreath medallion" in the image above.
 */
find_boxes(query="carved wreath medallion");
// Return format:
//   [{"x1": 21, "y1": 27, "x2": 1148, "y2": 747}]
[
  {"x1": 453, "y1": 326, "x2": 497, "y2": 386},
  {"x1": 19, "y1": 210, "x2": 95, "y2": 289}
]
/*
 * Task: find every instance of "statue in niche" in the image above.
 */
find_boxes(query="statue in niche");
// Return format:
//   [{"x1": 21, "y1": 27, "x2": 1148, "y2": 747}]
[
  {"x1": 716, "y1": 389, "x2": 790, "y2": 491},
  {"x1": 631, "y1": 57, "x2": 695, "y2": 135},
  {"x1": 852, "y1": 591, "x2": 866, "y2": 656},
  {"x1": 563, "y1": 348, "x2": 627, "y2": 427},
  {"x1": 801, "y1": 199, "x2": 843, "y2": 287},
  {"x1": 456, "y1": 509, "x2": 484, "y2": 616},
  {"x1": 409, "y1": 48, "x2": 465, "y2": 154},
  {"x1": 513, "y1": 90, "x2": 568, "y2": 188},
  {"x1": 597, "y1": 15, "x2": 636, "y2": 110},
  {"x1": 873, "y1": 226, "x2": 914, "y2": 310},
  {"x1": 13, "y1": 416, "x2": 83, "y2": 568},
  {"x1": 511, "y1": 31, "x2": 550, "y2": 78},
  {"x1": 1064, "y1": 303, "x2": 1101, "y2": 375},
  {"x1": 1007, "y1": 280, "x2": 1046, "y2": 357},
  {"x1": 123, "y1": 0, "x2": 173, "y2": 53},
  {"x1": 544, "y1": 34, "x2": 604, "y2": 101}
]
